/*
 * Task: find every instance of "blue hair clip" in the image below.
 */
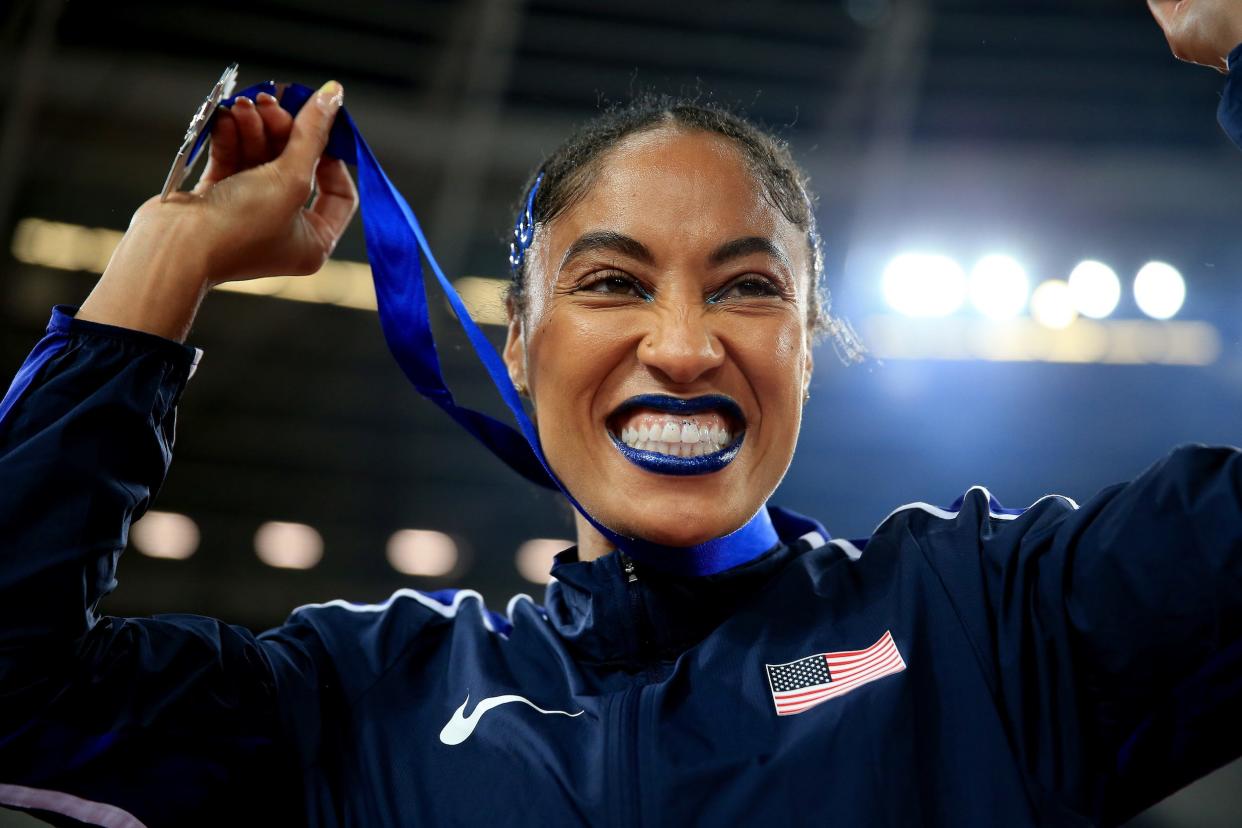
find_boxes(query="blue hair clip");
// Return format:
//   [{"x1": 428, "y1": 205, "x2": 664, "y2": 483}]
[{"x1": 508, "y1": 172, "x2": 544, "y2": 273}]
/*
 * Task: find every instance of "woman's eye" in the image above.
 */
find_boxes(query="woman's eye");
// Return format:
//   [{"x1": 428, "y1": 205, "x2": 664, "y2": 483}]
[
  {"x1": 579, "y1": 274, "x2": 648, "y2": 298},
  {"x1": 712, "y1": 277, "x2": 780, "y2": 301}
]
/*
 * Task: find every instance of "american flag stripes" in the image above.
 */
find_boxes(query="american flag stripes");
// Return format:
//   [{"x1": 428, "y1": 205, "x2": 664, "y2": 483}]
[{"x1": 765, "y1": 630, "x2": 906, "y2": 716}]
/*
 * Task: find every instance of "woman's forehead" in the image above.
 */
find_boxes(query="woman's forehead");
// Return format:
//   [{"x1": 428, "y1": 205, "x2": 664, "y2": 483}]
[{"x1": 545, "y1": 128, "x2": 802, "y2": 257}]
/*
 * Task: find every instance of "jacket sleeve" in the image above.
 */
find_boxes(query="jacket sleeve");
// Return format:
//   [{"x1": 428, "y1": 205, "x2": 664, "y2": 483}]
[
  {"x1": 0, "y1": 307, "x2": 329, "y2": 827},
  {"x1": 920, "y1": 445, "x2": 1242, "y2": 825},
  {"x1": 1220, "y1": 43, "x2": 1242, "y2": 149}
]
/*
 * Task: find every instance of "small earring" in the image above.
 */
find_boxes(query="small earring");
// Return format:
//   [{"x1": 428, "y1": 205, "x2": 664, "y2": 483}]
[
  {"x1": 514, "y1": 381, "x2": 528, "y2": 397},
  {"x1": 802, "y1": 387, "x2": 810, "y2": 405}
]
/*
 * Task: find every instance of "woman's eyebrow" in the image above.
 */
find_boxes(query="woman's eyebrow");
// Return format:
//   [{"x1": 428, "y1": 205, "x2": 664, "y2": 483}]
[
  {"x1": 559, "y1": 230, "x2": 654, "y2": 271},
  {"x1": 709, "y1": 236, "x2": 791, "y2": 271}
]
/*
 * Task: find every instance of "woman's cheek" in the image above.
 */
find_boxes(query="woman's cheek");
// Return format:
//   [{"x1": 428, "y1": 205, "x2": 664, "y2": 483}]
[{"x1": 526, "y1": 309, "x2": 622, "y2": 449}]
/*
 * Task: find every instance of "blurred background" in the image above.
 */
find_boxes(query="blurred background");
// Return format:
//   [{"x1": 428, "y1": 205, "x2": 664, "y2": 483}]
[{"x1": 2, "y1": 0, "x2": 1241, "y2": 825}]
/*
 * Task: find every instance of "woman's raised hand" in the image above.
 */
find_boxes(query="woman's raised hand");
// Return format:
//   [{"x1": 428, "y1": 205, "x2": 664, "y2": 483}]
[
  {"x1": 1148, "y1": 0, "x2": 1242, "y2": 73},
  {"x1": 172, "y1": 80, "x2": 357, "y2": 285},
  {"x1": 78, "y1": 80, "x2": 358, "y2": 342}
]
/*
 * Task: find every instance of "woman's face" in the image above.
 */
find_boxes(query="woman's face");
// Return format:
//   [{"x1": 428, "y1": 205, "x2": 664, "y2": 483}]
[{"x1": 504, "y1": 127, "x2": 814, "y2": 548}]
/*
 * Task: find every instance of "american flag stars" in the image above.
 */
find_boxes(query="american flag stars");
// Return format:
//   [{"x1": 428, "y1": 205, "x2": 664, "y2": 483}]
[{"x1": 767, "y1": 654, "x2": 832, "y2": 693}]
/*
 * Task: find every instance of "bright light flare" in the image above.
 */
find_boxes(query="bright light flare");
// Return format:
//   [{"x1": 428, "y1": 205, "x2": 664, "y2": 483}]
[
  {"x1": 881, "y1": 253, "x2": 966, "y2": 317},
  {"x1": 1133, "y1": 261, "x2": 1185, "y2": 320},
  {"x1": 130, "y1": 510, "x2": 200, "y2": 560},
  {"x1": 453, "y1": 277, "x2": 510, "y2": 326},
  {"x1": 516, "y1": 538, "x2": 573, "y2": 585},
  {"x1": 1030, "y1": 280, "x2": 1077, "y2": 330},
  {"x1": 387, "y1": 529, "x2": 459, "y2": 577},
  {"x1": 254, "y1": 521, "x2": 323, "y2": 570},
  {"x1": 968, "y1": 255, "x2": 1029, "y2": 320},
  {"x1": 1067, "y1": 260, "x2": 1121, "y2": 319}
]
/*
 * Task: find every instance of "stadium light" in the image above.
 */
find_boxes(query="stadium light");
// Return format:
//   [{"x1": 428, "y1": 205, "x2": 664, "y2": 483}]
[
  {"x1": 516, "y1": 538, "x2": 573, "y2": 585},
  {"x1": 1030, "y1": 279, "x2": 1077, "y2": 330},
  {"x1": 1133, "y1": 261, "x2": 1186, "y2": 320},
  {"x1": 881, "y1": 253, "x2": 966, "y2": 317},
  {"x1": 1067, "y1": 260, "x2": 1121, "y2": 319},
  {"x1": 130, "y1": 511, "x2": 200, "y2": 560},
  {"x1": 387, "y1": 529, "x2": 459, "y2": 577},
  {"x1": 255, "y1": 521, "x2": 323, "y2": 570},
  {"x1": 968, "y1": 254, "x2": 1029, "y2": 320}
]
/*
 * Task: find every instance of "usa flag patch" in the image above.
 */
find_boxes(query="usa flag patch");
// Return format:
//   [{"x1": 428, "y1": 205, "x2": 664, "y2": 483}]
[{"x1": 765, "y1": 630, "x2": 907, "y2": 716}]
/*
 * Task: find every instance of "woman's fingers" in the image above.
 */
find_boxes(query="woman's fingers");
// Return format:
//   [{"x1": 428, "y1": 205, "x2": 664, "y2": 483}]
[
  {"x1": 308, "y1": 158, "x2": 359, "y2": 250},
  {"x1": 174, "y1": 81, "x2": 353, "y2": 283},
  {"x1": 197, "y1": 82, "x2": 341, "y2": 205},
  {"x1": 277, "y1": 80, "x2": 344, "y2": 206},
  {"x1": 192, "y1": 109, "x2": 240, "y2": 193},
  {"x1": 231, "y1": 96, "x2": 271, "y2": 168},
  {"x1": 1146, "y1": 0, "x2": 1242, "y2": 72},
  {"x1": 193, "y1": 92, "x2": 291, "y2": 195},
  {"x1": 256, "y1": 92, "x2": 293, "y2": 158}
]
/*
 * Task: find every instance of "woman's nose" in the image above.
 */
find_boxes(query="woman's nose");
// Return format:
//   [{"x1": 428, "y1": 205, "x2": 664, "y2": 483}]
[{"x1": 637, "y1": 308, "x2": 725, "y2": 385}]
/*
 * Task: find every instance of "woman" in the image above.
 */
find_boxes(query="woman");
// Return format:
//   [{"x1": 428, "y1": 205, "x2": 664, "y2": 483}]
[{"x1": 1, "y1": 3, "x2": 1240, "y2": 826}]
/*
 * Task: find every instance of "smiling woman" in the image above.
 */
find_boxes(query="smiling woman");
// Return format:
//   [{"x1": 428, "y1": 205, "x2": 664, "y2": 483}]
[
  {"x1": 3, "y1": 5, "x2": 1242, "y2": 827},
  {"x1": 503, "y1": 107, "x2": 819, "y2": 553}
]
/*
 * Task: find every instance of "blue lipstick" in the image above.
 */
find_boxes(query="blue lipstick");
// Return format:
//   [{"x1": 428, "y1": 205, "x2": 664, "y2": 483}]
[{"x1": 607, "y1": 394, "x2": 746, "y2": 476}]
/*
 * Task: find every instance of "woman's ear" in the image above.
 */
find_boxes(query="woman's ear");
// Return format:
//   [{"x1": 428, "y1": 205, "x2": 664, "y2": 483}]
[{"x1": 503, "y1": 304, "x2": 527, "y2": 393}]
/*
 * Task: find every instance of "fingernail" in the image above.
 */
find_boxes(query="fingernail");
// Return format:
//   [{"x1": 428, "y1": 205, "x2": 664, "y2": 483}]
[
  {"x1": 257, "y1": 92, "x2": 278, "y2": 105},
  {"x1": 233, "y1": 95, "x2": 253, "y2": 108},
  {"x1": 315, "y1": 80, "x2": 343, "y2": 111}
]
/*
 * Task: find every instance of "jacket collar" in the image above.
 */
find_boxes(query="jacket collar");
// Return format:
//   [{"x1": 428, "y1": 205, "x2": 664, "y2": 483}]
[{"x1": 542, "y1": 505, "x2": 829, "y2": 667}]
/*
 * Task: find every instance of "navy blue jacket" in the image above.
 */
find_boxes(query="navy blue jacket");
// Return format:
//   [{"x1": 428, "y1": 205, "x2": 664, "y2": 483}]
[{"x1": 1, "y1": 52, "x2": 1242, "y2": 828}]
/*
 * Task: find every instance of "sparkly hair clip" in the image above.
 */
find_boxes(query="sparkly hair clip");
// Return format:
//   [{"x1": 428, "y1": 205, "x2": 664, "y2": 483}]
[{"x1": 508, "y1": 172, "x2": 545, "y2": 274}]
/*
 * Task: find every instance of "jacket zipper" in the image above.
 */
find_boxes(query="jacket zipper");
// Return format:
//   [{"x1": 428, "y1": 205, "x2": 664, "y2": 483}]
[
  {"x1": 620, "y1": 553, "x2": 649, "y2": 664},
  {"x1": 616, "y1": 552, "x2": 645, "y2": 827},
  {"x1": 622, "y1": 554, "x2": 638, "y2": 584}
]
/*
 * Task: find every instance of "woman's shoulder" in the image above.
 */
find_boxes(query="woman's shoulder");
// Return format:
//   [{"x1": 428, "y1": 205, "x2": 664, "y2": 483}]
[
  {"x1": 259, "y1": 588, "x2": 543, "y2": 692},
  {"x1": 863, "y1": 485, "x2": 1081, "y2": 546},
  {"x1": 793, "y1": 485, "x2": 1082, "y2": 585},
  {"x1": 280, "y1": 587, "x2": 536, "y2": 639}
]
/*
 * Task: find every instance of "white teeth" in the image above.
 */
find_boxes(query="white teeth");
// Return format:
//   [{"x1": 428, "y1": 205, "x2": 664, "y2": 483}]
[
  {"x1": 616, "y1": 434, "x2": 731, "y2": 456},
  {"x1": 615, "y1": 415, "x2": 739, "y2": 456}
]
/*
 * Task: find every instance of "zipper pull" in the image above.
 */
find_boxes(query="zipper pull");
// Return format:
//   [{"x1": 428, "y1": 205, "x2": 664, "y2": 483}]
[{"x1": 621, "y1": 553, "x2": 638, "y2": 583}]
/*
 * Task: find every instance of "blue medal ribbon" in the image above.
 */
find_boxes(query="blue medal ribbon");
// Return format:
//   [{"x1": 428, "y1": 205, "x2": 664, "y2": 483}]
[{"x1": 217, "y1": 81, "x2": 784, "y2": 575}]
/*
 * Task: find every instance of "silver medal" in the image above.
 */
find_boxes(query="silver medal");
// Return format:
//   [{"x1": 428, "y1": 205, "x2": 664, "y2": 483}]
[{"x1": 159, "y1": 62, "x2": 239, "y2": 201}]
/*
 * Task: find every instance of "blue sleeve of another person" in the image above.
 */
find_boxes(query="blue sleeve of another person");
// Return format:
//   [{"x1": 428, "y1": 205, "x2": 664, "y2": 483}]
[
  {"x1": 0, "y1": 309, "x2": 327, "y2": 826},
  {"x1": 1220, "y1": 43, "x2": 1242, "y2": 148}
]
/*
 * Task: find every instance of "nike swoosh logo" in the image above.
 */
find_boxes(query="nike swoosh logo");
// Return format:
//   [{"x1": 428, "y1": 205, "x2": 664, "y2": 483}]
[{"x1": 439, "y1": 693, "x2": 584, "y2": 746}]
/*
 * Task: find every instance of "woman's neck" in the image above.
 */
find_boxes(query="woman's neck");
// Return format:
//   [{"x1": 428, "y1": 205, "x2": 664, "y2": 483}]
[{"x1": 574, "y1": 511, "x2": 615, "y2": 562}]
